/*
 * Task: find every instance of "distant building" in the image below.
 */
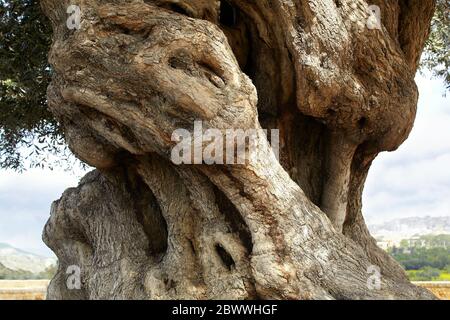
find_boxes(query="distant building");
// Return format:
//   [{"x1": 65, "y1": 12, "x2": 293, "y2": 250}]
[
  {"x1": 407, "y1": 236, "x2": 427, "y2": 248},
  {"x1": 375, "y1": 237, "x2": 397, "y2": 250},
  {"x1": 376, "y1": 234, "x2": 450, "y2": 252}
]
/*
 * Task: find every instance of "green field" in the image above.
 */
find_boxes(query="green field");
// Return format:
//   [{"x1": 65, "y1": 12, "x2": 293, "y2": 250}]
[
  {"x1": 388, "y1": 234, "x2": 450, "y2": 282},
  {"x1": 406, "y1": 269, "x2": 450, "y2": 281}
]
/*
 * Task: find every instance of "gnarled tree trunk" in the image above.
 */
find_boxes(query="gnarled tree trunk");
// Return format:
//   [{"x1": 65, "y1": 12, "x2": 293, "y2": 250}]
[{"x1": 41, "y1": 0, "x2": 437, "y2": 299}]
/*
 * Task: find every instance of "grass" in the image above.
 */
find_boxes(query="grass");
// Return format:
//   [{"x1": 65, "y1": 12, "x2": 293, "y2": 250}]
[
  {"x1": 439, "y1": 272, "x2": 450, "y2": 281},
  {"x1": 406, "y1": 269, "x2": 450, "y2": 281}
]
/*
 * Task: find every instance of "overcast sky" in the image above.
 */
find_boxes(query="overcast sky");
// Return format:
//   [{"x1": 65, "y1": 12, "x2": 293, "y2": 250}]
[
  {"x1": 364, "y1": 72, "x2": 450, "y2": 225},
  {"x1": 0, "y1": 72, "x2": 448, "y2": 257}
]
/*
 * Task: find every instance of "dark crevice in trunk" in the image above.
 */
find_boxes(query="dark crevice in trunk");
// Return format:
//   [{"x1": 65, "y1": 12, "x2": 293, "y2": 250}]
[
  {"x1": 215, "y1": 243, "x2": 235, "y2": 271},
  {"x1": 219, "y1": 3, "x2": 330, "y2": 207},
  {"x1": 220, "y1": 1, "x2": 238, "y2": 27},
  {"x1": 283, "y1": 112, "x2": 328, "y2": 206},
  {"x1": 212, "y1": 184, "x2": 253, "y2": 254},
  {"x1": 122, "y1": 167, "x2": 169, "y2": 257}
]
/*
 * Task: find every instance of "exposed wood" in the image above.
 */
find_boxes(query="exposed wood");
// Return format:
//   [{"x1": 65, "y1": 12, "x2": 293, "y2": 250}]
[{"x1": 41, "y1": 0, "x2": 437, "y2": 300}]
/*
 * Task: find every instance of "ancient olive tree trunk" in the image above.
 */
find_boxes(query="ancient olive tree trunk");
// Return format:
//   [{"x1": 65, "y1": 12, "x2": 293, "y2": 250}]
[{"x1": 41, "y1": 0, "x2": 437, "y2": 299}]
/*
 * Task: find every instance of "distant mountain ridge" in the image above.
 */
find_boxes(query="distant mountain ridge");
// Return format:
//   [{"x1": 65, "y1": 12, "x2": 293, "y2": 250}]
[
  {"x1": 0, "y1": 243, "x2": 56, "y2": 274},
  {"x1": 369, "y1": 216, "x2": 450, "y2": 238}
]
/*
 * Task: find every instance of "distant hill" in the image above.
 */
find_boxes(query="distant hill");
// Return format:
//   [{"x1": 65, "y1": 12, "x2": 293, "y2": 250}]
[
  {"x1": 0, "y1": 243, "x2": 56, "y2": 274},
  {"x1": 369, "y1": 216, "x2": 450, "y2": 238},
  {"x1": 0, "y1": 262, "x2": 37, "y2": 280}
]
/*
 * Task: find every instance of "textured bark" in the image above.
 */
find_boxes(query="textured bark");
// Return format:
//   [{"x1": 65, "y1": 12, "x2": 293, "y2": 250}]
[{"x1": 41, "y1": 0, "x2": 437, "y2": 299}]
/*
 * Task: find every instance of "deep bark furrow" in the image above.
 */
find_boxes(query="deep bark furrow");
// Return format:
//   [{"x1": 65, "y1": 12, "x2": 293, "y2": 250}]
[{"x1": 41, "y1": 0, "x2": 437, "y2": 299}]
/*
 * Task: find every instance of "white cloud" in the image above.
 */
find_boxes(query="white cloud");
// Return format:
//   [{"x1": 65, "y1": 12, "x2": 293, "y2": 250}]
[
  {"x1": 364, "y1": 73, "x2": 450, "y2": 224},
  {"x1": 0, "y1": 168, "x2": 86, "y2": 256}
]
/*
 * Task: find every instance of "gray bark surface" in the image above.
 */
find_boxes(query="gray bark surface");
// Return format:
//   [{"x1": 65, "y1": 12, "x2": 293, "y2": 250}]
[{"x1": 41, "y1": 0, "x2": 437, "y2": 299}]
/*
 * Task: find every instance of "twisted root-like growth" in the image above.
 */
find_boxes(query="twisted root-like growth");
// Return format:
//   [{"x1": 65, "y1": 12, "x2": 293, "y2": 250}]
[{"x1": 41, "y1": 0, "x2": 436, "y2": 299}]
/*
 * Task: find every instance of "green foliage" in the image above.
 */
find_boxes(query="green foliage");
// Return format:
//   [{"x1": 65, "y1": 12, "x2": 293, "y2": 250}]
[
  {"x1": 0, "y1": 0, "x2": 449, "y2": 170},
  {"x1": 399, "y1": 239, "x2": 409, "y2": 248},
  {"x1": 419, "y1": 234, "x2": 450, "y2": 247},
  {"x1": 406, "y1": 267, "x2": 445, "y2": 281},
  {"x1": 446, "y1": 264, "x2": 450, "y2": 273},
  {"x1": 422, "y1": 0, "x2": 450, "y2": 90},
  {"x1": 390, "y1": 235, "x2": 450, "y2": 278},
  {"x1": 391, "y1": 235, "x2": 450, "y2": 281},
  {"x1": 390, "y1": 246, "x2": 450, "y2": 270},
  {"x1": 0, "y1": 0, "x2": 67, "y2": 171},
  {"x1": 413, "y1": 267, "x2": 441, "y2": 281}
]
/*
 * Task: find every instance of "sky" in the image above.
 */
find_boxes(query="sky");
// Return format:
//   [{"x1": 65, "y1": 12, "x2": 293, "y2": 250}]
[
  {"x1": 364, "y1": 72, "x2": 450, "y2": 224},
  {"x1": 0, "y1": 72, "x2": 448, "y2": 257}
]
